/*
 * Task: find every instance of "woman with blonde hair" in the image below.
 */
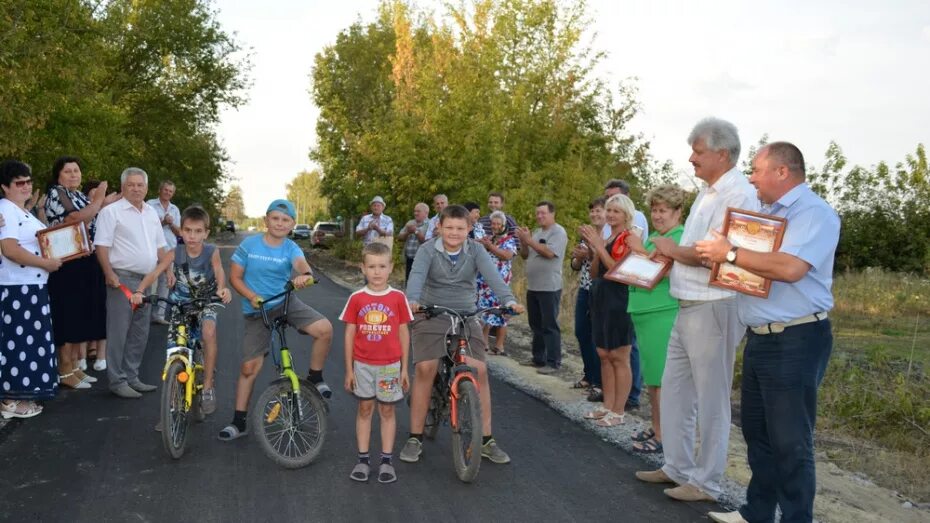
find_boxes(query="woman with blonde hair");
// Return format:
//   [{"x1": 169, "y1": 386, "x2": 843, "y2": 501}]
[{"x1": 578, "y1": 193, "x2": 638, "y2": 427}]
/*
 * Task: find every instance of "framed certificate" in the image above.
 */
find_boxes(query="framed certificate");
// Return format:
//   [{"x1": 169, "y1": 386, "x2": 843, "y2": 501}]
[
  {"x1": 709, "y1": 208, "x2": 787, "y2": 298},
  {"x1": 37, "y1": 222, "x2": 91, "y2": 262},
  {"x1": 605, "y1": 251, "x2": 672, "y2": 290}
]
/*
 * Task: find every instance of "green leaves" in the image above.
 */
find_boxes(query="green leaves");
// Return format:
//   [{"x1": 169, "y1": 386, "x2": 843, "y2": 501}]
[
  {"x1": 0, "y1": 0, "x2": 249, "y2": 216},
  {"x1": 310, "y1": 0, "x2": 664, "y2": 233}
]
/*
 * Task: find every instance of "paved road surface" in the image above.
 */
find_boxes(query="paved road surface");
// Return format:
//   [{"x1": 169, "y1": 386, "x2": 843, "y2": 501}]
[{"x1": 0, "y1": 235, "x2": 717, "y2": 522}]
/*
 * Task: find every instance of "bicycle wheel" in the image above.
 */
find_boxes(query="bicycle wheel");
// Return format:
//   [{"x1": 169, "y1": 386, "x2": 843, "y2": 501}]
[
  {"x1": 251, "y1": 378, "x2": 327, "y2": 469},
  {"x1": 450, "y1": 379, "x2": 482, "y2": 483},
  {"x1": 424, "y1": 383, "x2": 442, "y2": 440},
  {"x1": 161, "y1": 360, "x2": 191, "y2": 459}
]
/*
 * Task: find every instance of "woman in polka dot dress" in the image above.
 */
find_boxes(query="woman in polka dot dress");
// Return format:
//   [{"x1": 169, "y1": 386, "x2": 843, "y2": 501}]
[{"x1": 0, "y1": 161, "x2": 63, "y2": 419}]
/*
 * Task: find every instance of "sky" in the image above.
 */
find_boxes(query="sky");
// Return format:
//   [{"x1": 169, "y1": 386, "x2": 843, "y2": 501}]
[{"x1": 214, "y1": 0, "x2": 930, "y2": 216}]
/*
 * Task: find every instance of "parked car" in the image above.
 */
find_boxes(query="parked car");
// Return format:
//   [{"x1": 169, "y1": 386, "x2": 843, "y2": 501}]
[
  {"x1": 312, "y1": 221, "x2": 342, "y2": 245},
  {"x1": 225, "y1": 220, "x2": 236, "y2": 233},
  {"x1": 291, "y1": 223, "x2": 312, "y2": 240}
]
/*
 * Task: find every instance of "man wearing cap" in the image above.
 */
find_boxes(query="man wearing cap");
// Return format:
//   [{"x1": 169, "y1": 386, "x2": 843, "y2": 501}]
[
  {"x1": 95, "y1": 167, "x2": 168, "y2": 398},
  {"x1": 218, "y1": 198, "x2": 333, "y2": 441},
  {"x1": 355, "y1": 196, "x2": 394, "y2": 247},
  {"x1": 697, "y1": 142, "x2": 840, "y2": 523}
]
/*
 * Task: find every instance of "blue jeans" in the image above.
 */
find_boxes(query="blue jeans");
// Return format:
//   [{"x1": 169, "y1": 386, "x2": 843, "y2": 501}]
[
  {"x1": 739, "y1": 319, "x2": 832, "y2": 523},
  {"x1": 574, "y1": 287, "x2": 600, "y2": 386},
  {"x1": 629, "y1": 333, "x2": 642, "y2": 404}
]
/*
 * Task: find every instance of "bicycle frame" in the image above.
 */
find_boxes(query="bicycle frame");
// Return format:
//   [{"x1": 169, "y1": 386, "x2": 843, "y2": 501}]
[
  {"x1": 258, "y1": 284, "x2": 302, "y2": 394},
  {"x1": 160, "y1": 325, "x2": 201, "y2": 411}
]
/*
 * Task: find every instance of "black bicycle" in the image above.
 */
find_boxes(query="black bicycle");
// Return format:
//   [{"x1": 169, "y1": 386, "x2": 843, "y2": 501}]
[
  {"x1": 141, "y1": 294, "x2": 224, "y2": 459},
  {"x1": 250, "y1": 281, "x2": 328, "y2": 469},
  {"x1": 418, "y1": 305, "x2": 515, "y2": 483}
]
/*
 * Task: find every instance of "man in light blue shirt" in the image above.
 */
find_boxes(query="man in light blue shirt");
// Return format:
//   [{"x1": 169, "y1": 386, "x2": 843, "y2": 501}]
[{"x1": 696, "y1": 142, "x2": 839, "y2": 523}]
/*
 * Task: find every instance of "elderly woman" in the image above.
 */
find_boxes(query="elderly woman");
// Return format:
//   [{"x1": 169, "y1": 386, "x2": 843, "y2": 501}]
[
  {"x1": 569, "y1": 197, "x2": 606, "y2": 400},
  {"x1": 578, "y1": 193, "x2": 638, "y2": 427},
  {"x1": 0, "y1": 160, "x2": 63, "y2": 419},
  {"x1": 476, "y1": 211, "x2": 518, "y2": 354},
  {"x1": 44, "y1": 156, "x2": 118, "y2": 388},
  {"x1": 627, "y1": 184, "x2": 686, "y2": 453}
]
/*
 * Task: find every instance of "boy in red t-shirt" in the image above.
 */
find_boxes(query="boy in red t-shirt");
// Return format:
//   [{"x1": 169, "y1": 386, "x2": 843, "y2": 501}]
[{"x1": 341, "y1": 242, "x2": 412, "y2": 484}]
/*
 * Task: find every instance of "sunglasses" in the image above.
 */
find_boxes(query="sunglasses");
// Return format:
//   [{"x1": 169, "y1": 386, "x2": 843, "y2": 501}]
[{"x1": 12, "y1": 179, "x2": 33, "y2": 188}]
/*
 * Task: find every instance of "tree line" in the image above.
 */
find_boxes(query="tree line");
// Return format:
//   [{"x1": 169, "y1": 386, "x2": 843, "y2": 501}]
[
  {"x1": 1, "y1": 0, "x2": 249, "y2": 216},
  {"x1": 308, "y1": 0, "x2": 929, "y2": 275}
]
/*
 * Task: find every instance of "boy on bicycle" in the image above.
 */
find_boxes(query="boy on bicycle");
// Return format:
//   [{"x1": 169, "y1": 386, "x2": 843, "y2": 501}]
[
  {"x1": 218, "y1": 199, "x2": 333, "y2": 441},
  {"x1": 340, "y1": 242, "x2": 412, "y2": 483},
  {"x1": 401, "y1": 204, "x2": 524, "y2": 464},
  {"x1": 133, "y1": 206, "x2": 232, "y2": 415}
]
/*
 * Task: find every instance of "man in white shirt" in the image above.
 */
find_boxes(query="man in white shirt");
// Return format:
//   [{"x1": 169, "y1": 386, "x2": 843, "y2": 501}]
[
  {"x1": 354, "y1": 195, "x2": 394, "y2": 246},
  {"x1": 634, "y1": 117, "x2": 758, "y2": 503},
  {"x1": 146, "y1": 180, "x2": 181, "y2": 324},
  {"x1": 423, "y1": 193, "x2": 448, "y2": 240},
  {"x1": 95, "y1": 168, "x2": 168, "y2": 399}
]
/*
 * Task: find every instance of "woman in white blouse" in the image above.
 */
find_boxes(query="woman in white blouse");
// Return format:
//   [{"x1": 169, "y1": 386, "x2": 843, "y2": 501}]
[{"x1": 0, "y1": 161, "x2": 63, "y2": 419}]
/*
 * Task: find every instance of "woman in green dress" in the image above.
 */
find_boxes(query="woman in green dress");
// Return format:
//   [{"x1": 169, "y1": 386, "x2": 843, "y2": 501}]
[{"x1": 627, "y1": 184, "x2": 687, "y2": 453}]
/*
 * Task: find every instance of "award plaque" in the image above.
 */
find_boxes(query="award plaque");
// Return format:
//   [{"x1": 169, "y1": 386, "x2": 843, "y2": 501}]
[
  {"x1": 709, "y1": 208, "x2": 787, "y2": 298},
  {"x1": 37, "y1": 222, "x2": 91, "y2": 262},
  {"x1": 605, "y1": 251, "x2": 672, "y2": 290}
]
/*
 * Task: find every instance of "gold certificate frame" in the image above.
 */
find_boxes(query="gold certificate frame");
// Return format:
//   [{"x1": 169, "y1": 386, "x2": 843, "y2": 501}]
[
  {"x1": 709, "y1": 208, "x2": 787, "y2": 298},
  {"x1": 605, "y1": 251, "x2": 672, "y2": 290},
  {"x1": 37, "y1": 221, "x2": 91, "y2": 262}
]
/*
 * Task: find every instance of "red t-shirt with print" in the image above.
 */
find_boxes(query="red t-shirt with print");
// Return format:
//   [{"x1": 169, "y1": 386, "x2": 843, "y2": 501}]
[{"x1": 339, "y1": 287, "x2": 413, "y2": 365}]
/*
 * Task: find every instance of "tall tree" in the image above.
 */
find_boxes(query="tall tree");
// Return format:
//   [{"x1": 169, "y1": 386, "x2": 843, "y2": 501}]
[
  {"x1": 222, "y1": 185, "x2": 246, "y2": 222},
  {"x1": 310, "y1": 0, "x2": 665, "y2": 231},
  {"x1": 286, "y1": 170, "x2": 329, "y2": 223}
]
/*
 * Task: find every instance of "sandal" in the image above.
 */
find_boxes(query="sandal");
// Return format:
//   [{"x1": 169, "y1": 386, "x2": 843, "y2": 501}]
[
  {"x1": 1, "y1": 400, "x2": 43, "y2": 419},
  {"x1": 350, "y1": 463, "x2": 370, "y2": 482},
  {"x1": 632, "y1": 428, "x2": 656, "y2": 442},
  {"x1": 59, "y1": 372, "x2": 91, "y2": 390},
  {"x1": 583, "y1": 406, "x2": 609, "y2": 420},
  {"x1": 632, "y1": 437, "x2": 664, "y2": 454},
  {"x1": 217, "y1": 424, "x2": 248, "y2": 441},
  {"x1": 571, "y1": 379, "x2": 591, "y2": 389},
  {"x1": 378, "y1": 463, "x2": 397, "y2": 484},
  {"x1": 489, "y1": 346, "x2": 506, "y2": 356},
  {"x1": 595, "y1": 411, "x2": 625, "y2": 427},
  {"x1": 586, "y1": 387, "x2": 604, "y2": 402}
]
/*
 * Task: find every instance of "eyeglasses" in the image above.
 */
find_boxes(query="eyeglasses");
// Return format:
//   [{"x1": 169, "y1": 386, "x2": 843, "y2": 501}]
[{"x1": 12, "y1": 179, "x2": 33, "y2": 188}]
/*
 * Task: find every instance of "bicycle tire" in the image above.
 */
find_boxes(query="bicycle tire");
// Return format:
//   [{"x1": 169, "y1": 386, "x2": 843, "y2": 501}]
[
  {"x1": 251, "y1": 378, "x2": 327, "y2": 469},
  {"x1": 161, "y1": 360, "x2": 190, "y2": 459},
  {"x1": 451, "y1": 379, "x2": 482, "y2": 483}
]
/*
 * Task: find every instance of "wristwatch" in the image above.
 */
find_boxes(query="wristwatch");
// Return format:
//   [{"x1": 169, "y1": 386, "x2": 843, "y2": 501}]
[{"x1": 725, "y1": 246, "x2": 739, "y2": 264}]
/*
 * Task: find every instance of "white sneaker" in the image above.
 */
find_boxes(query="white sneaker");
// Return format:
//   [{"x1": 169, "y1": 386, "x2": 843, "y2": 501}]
[
  {"x1": 93, "y1": 359, "x2": 107, "y2": 372},
  {"x1": 78, "y1": 358, "x2": 87, "y2": 371},
  {"x1": 708, "y1": 511, "x2": 748, "y2": 523}
]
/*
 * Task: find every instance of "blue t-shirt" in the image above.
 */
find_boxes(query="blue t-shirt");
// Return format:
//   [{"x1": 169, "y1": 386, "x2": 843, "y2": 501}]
[{"x1": 231, "y1": 235, "x2": 305, "y2": 314}]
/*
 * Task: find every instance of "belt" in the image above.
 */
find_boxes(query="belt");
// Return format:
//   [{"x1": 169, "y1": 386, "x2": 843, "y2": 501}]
[
  {"x1": 750, "y1": 312, "x2": 829, "y2": 335},
  {"x1": 113, "y1": 268, "x2": 146, "y2": 279},
  {"x1": 677, "y1": 297, "x2": 729, "y2": 308}
]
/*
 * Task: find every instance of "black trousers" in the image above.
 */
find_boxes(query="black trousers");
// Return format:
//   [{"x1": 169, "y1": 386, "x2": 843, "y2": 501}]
[{"x1": 527, "y1": 289, "x2": 562, "y2": 367}]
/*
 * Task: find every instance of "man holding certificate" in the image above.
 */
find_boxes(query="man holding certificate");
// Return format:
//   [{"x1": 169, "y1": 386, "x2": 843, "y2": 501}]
[
  {"x1": 635, "y1": 117, "x2": 758, "y2": 503},
  {"x1": 697, "y1": 143, "x2": 839, "y2": 523}
]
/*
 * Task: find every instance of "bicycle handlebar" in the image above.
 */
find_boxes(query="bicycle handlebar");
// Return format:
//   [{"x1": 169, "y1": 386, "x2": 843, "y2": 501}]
[
  {"x1": 418, "y1": 305, "x2": 518, "y2": 320},
  {"x1": 141, "y1": 294, "x2": 225, "y2": 309},
  {"x1": 255, "y1": 278, "x2": 317, "y2": 329}
]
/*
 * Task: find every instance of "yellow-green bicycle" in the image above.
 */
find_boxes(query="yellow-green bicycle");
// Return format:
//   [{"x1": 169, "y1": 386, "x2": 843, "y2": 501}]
[{"x1": 143, "y1": 294, "x2": 224, "y2": 459}]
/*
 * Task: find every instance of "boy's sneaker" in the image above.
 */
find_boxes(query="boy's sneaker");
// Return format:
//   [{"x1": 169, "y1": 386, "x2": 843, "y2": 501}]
[
  {"x1": 201, "y1": 388, "x2": 216, "y2": 415},
  {"x1": 314, "y1": 381, "x2": 332, "y2": 399},
  {"x1": 481, "y1": 438, "x2": 511, "y2": 464},
  {"x1": 399, "y1": 438, "x2": 423, "y2": 463}
]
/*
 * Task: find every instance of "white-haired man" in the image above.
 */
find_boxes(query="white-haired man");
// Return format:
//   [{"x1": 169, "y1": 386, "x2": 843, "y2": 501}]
[
  {"x1": 147, "y1": 180, "x2": 180, "y2": 324},
  {"x1": 635, "y1": 117, "x2": 758, "y2": 503},
  {"x1": 95, "y1": 168, "x2": 168, "y2": 398}
]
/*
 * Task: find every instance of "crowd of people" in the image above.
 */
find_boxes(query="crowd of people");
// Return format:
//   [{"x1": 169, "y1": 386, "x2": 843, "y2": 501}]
[
  {"x1": 0, "y1": 114, "x2": 839, "y2": 523},
  {"x1": 351, "y1": 116, "x2": 839, "y2": 522}
]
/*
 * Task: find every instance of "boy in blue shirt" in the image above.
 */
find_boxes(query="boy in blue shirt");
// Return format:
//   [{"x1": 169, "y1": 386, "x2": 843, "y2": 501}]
[{"x1": 218, "y1": 199, "x2": 333, "y2": 441}]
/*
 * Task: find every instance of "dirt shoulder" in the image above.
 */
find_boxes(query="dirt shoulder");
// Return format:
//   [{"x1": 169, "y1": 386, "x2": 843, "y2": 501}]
[{"x1": 309, "y1": 247, "x2": 930, "y2": 523}]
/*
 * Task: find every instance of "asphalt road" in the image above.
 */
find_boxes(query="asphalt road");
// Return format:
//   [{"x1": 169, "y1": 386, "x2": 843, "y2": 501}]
[{"x1": 0, "y1": 235, "x2": 717, "y2": 522}]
